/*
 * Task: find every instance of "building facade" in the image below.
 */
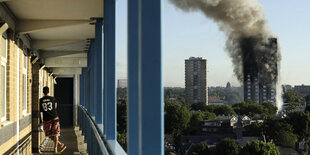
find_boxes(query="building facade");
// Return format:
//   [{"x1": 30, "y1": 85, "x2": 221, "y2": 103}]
[
  {"x1": 242, "y1": 38, "x2": 277, "y2": 104},
  {"x1": 294, "y1": 84, "x2": 310, "y2": 96},
  {"x1": 0, "y1": 28, "x2": 55, "y2": 154},
  {"x1": 185, "y1": 57, "x2": 208, "y2": 105}
]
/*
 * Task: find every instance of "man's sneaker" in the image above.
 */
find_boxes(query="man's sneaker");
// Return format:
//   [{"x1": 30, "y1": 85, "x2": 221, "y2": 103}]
[{"x1": 59, "y1": 144, "x2": 67, "y2": 153}]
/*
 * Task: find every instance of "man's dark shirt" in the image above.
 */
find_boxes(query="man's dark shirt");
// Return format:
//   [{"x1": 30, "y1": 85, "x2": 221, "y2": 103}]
[{"x1": 40, "y1": 96, "x2": 58, "y2": 121}]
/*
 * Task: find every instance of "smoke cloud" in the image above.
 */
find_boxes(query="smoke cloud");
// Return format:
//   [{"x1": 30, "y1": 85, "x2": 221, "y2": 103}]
[
  {"x1": 169, "y1": 0, "x2": 281, "y2": 83},
  {"x1": 170, "y1": 0, "x2": 282, "y2": 109}
]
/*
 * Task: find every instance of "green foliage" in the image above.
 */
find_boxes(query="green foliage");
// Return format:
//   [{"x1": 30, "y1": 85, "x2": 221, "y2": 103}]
[
  {"x1": 283, "y1": 90, "x2": 302, "y2": 103},
  {"x1": 205, "y1": 105, "x2": 236, "y2": 116},
  {"x1": 262, "y1": 102, "x2": 278, "y2": 116},
  {"x1": 188, "y1": 141, "x2": 210, "y2": 155},
  {"x1": 263, "y1": 118, "x2": 296, "y2": 145},
  {"x1": 185, "y1": 111, "x2": 216, "y2": 135},
  {"x1": 244, "y1": 122, "x2": 263, "y2": 136},
  {"x1": 191, "y1": 102, "x2": 206, "y2": 111},
  {"x1": 117, "y1": 100, "x2": 127, "y2": 133},
  {"x1": 286, "y1": 111, "x2": 310, "y2": 140},
  {"x1": 215, "y1": 138, "x2": 241, "y2": 155},
  {"x1": 301, "y1": 144, "x2": 309, "y2": 155},
  {"x1": 190, "y1": 103, "x2": 235, "y2": 116},
  {"x1": 241, "y1": 140, "x2": 280, "y2": 155},
  {"x1": 275, "y1": 130, "x2": 298, "y2": 148},
  {"x1": 305, "y1": 93, "x2": 310, "y2": 112},
  {"x1": 202, "y1": 111, "x2": 216, "y2": 120},
  {"x1": 232, "y1": 101, "x2": 277, "y2": 117},
  {"x1": 233, "y1": 101, "x2": 265, "y2": 117},
  {"x1": 117, "y1": 132, "x2": 127, "y2": 151},
  {"x1": 186, "y1": 112, "x2": 204, "y2": 135},
  {"x1": 165, "y1": 102, "x2": 191, "y2": 136},
  {"x1": 285, "y1": 103, "x2": 298, "y2": 113}
]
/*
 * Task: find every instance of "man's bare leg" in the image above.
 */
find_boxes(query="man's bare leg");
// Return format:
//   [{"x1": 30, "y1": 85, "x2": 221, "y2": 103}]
[{"x1": 54, "y1": 136, "x2": 59, "y2": 153}]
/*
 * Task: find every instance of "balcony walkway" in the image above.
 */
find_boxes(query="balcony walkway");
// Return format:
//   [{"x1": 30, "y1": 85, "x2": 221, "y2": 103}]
[{"x1": 34, "y1": 127, "x2": 88, "y2": 155}]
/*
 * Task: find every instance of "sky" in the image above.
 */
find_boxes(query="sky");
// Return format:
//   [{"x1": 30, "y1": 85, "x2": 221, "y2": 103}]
[{"x1": 115, "y1": 0, "x2": 310, "y2": 88}]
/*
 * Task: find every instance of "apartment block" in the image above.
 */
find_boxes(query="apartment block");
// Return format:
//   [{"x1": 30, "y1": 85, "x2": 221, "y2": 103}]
[
  {"x1": 0, "y1": 29, "x2": 55, "y2": 154},
  {"x1": 185, "y1": 57, "x2": 208, "y2": 105}
]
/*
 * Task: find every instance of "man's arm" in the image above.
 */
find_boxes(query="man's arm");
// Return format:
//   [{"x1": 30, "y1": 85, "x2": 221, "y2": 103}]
[{"x1": 40, "y1": 112, "x2": 43, "y2": 123}]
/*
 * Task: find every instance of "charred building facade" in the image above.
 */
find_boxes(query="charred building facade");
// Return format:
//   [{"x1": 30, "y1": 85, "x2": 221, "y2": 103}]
[{"x1": 242, "y1": 38, "x2": 278, "y2": 104}]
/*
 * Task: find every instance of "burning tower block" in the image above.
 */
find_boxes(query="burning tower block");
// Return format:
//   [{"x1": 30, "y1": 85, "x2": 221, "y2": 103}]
[{"x1": 242, "y1": 37, "x2": 278, "y2": 104}]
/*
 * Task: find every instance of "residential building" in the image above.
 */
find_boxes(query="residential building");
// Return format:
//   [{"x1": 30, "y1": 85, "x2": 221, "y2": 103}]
[
  {"x1": 208, "y1": 97, "x2": 225, "y2": 105},
  {"x1": 185, "y1": 57, "x2": 208, "y2": 105},
  {"x1": 242, "y1": 38, "x2": 278, "y2": 104},
  {"x1": 294, "y1": 84, "x2": 310, "y2": 96}
]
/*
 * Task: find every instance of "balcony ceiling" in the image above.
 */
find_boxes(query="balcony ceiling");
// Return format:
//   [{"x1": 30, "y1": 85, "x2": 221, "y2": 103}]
[{"x1": 3, "y1": 0, "x2": 104, "y2": 76}]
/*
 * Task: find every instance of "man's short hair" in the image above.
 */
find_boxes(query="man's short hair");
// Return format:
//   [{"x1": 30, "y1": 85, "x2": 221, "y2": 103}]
[{"x1": 43, "y1": 86, "x2": 49, "y2": 94}]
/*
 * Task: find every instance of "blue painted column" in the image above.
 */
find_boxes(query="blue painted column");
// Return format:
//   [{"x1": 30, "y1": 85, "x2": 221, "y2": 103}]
[
  {"x1": 83, "y1": 68, "x2": 87, "y2": 107},
  {"x1": 95, "y1": 18, "x2": 104, "y2": 131},
  {"x1": 104, "y1": 0, "x2": 116, "y2": 140},
  {"x1": 128, "y1": 0, "x2": 163, "y2": 154},
  {"x1": 86, "y1": 44, "x2": 92, "y2": 111},
  {"x1": 127, "y1": 0, "x2": 139, "y2": 154},
  {"x1": 90, "y1": 40, "x2": 96, "y2": 118},
  {"x1": 80, "y1": 73, "x2": 84, "y2": 107}
]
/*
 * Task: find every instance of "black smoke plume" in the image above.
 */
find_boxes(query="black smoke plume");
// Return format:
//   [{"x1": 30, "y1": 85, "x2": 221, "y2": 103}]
[{"x1": 169, "y1": 0, "x2": 281, "y2": 84}]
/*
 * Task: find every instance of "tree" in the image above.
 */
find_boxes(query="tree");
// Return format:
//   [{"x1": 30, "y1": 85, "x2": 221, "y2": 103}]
[
  {"x1": 244, "y1": 122, "x2": 263, "y2": 136},
  {"x1": 232, "y1": 101, "x2": 265, "y2": 117},
  {"x1": 263, "y1": 118, "x2": 295, "y2": 143},
  {"x1": 202, "y1": 111, "x2": 216, "y2": 120},
  {"x1": 241, "y1": 140, "x2": 280, "y2": 155},
  {"x1": 191, "y1": 102, "x2": 207, "y2": 111},
  {"x1": 165, "y1": 102, "x2": 191, "y2": 136},
  {"x1": 283, "y1": 90, "x2": 302, "y2": 103},
  {"x1": 185, "y1": 111, "x2": 216, "y2": 135},
  {"x1": 262, "y1": 102, "x2": 278, "y2": 116},
  {"x1": 275, "y1": 130, "x2": 298, "y2": 148},
  {"x1": 305, "y1": 93, "x2": 310, "y2": 112},
  {"x1": 215, "y1": 138, "x2": 241, "y2": 155},
  {"x1": 188, "y1": 141, "x2": 210, "y2": 155},
  {"x1": 186, "y1": 112, "x2": 204, "y2": 135},
  {"x1": 117, "y1": 132, "x2": 127, "y2": 151},
  {"x1": 117, "y1": 100, "x2": 127, "y2": 133},
  {"x1": 286, "y1": 111, "x2": 310, "y2": 140},
  {"x1": 205, "y1": 105, "x2": 236, "y2": 116}
]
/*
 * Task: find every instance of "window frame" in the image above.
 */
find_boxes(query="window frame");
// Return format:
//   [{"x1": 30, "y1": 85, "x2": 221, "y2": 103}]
[
  {"x1": 22, "y1": 51, "x2": 28, "y2": 115},
  {"x1": 1, "y1": 32, "x2": 7, "y2": 122}
]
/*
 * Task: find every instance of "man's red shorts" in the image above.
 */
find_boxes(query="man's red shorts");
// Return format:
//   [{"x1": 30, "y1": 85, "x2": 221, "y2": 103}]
[{"x1": 43, "y1": 117, "x2": 60, "y2": 137}]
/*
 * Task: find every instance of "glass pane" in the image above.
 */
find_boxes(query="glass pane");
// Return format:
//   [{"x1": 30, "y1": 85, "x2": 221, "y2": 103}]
[
  {"x1": 1, "y1": 65, "x2": 5, "y2": 118},
  {"x1": 1, "y1": 37, "x2": 6, "y2": 58},
  {"x1": 24, "y1": 56, "x2": 27, "y2": 69},
  {"x1": 23, "y1": 74, "x2": 27, "y2": 110}
]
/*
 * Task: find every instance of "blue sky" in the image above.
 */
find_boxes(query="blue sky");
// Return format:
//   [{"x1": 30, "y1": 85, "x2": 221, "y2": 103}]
[{"x1": 116, "y1": 0, "x2": 310, "y2": 87}]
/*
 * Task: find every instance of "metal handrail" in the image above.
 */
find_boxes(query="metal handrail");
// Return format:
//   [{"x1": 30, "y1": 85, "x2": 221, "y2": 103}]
[{"x1": 78, "y1": 105, "x2": 113, "y2": 155}]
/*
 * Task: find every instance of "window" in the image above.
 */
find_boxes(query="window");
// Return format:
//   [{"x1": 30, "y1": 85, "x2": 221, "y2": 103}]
[
  {"x1": 22, "y1": 53, "x2": 27, "y2": 115},
  {"x1": 39, "y1": 70, "x2": 43, "y2": 98},
  {"x1": 1, "y1": 33, "x2": 7, "y2": 121}
]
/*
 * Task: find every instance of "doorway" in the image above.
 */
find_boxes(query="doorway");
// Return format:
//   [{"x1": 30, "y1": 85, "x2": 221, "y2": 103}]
[{"x1": 54, "y1": 78, "x2": 73, "y2": 127}]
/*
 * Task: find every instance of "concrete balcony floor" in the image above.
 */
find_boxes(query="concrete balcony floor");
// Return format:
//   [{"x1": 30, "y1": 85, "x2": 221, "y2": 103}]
[{"x1": 34, "y1": 127, "x2": 88, "y2": 155}]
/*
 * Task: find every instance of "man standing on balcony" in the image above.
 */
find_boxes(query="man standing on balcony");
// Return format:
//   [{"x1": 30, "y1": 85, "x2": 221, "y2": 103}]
[{"x1": 40, "y1": 86, "x2": 66, "y2": 153}]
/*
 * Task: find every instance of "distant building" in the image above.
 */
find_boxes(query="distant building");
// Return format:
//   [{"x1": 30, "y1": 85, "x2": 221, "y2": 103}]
[
  {"x1": 117, "y1": 79, "x2": 127, "y2": 88},
  {"x1": 282, "y1": 84, "x2": 293, "y2": 93},
  {"x1": 226, "y1": 82, "x2": 231, "y2": 89},
  {"x1": 208, "y1": 97, "x2": 225, "y2": 105},
  {"x1": 294, "y1": 84, "x2": 310, "y2": 96},
  {"x1": 185, "y1": 57, "x2": 208, "y2": 105}
]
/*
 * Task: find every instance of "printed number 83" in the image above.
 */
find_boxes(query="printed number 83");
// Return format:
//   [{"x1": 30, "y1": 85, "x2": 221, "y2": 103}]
[{"x1": 42, "y1": 102, "x2": 52, "y2": 111}]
